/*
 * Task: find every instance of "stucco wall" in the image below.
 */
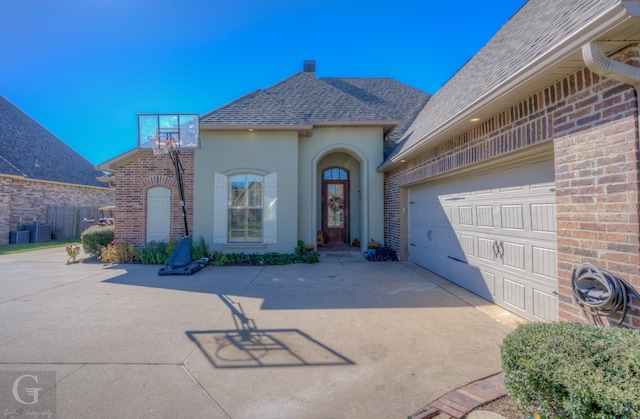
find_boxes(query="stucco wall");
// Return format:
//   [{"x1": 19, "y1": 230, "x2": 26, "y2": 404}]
[
  {"x1": 194, "y1": 130, "x2": 299, "y2": 253},
  {"x1": 0, "y1": 175, "x2": 114, "y2": 244},
  {"x1": 384, "y1": 44, "x2": 640, "y2": 328},
  {"x1": 299, "y1": 127, "x2": 385, "y2": 248}
]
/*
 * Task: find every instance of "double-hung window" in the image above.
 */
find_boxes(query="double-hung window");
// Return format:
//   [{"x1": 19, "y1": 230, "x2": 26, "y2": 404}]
[
  {"x1": 228, "y1": 174, "x2": 263, "y2": 243},
  {"x1": 214, "y1": 172, "x2": 277, "y2": 245}
]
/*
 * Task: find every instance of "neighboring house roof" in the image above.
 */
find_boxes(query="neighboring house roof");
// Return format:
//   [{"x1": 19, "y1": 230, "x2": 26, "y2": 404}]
[
  {"x1": 383, "y1": 0, "x2": 639, "y2": 169},
  {"x1": 0, "y1": 95, "x2": 108, "y2": 187},
  {"x1": 200, "y1": 70, "x2": 430, "y2": 142}
]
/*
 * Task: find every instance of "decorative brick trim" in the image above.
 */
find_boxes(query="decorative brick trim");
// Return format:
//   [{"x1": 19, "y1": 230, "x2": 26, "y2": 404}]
[{"x1": 141, "y1": 175, "x2": 177, "y2": 190}]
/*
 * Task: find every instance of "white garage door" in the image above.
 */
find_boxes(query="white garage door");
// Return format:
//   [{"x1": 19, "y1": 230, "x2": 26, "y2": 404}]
[{"x1": 409, "y1": 154, "x2": 558, "y2": 322}]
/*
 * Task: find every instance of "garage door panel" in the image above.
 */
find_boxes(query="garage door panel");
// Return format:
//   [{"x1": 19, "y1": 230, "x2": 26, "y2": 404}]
[
  {"x1": 502, "y1": 241, "x2": 526, "y2": 270},
  {"x1": 408, "y1": 152, "x2": 558, "y2": 322},
  {"x1": 531, "y1": 203, "x2": 557, "y2": 232},
  {"x1": 460, "y1": 234, "x2": 475, "y2": 257},
  {"x1": 478, "y1": 238, "x2": 497, "y2": 262},
  {"x1": 533, "y1": 289, "x2": 558, "y2": 322},
  {"x1": 502, "y1": 276, "x2": 527, "y2": 312},
  {"x1": 500, "y1": 205, "x2": 525, "y2": 230},
  {"x1": 532, "y1": 246, "x2": 557, "y2": 279},
  {"x1": 481, "y1": 270, "x2": 497, "y2": 297},
  {"x1": 476, "y1": 205, "x2": 494, "y2": 227}
]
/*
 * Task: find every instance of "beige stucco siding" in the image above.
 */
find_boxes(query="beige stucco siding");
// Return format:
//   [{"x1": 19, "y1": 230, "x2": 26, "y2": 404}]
[
  {"x1": 298, "y1": 127, "x2": 385, "y2": 248},
  {"x1": 194, "y1": 130, "x2": 299, "y2": 253}
]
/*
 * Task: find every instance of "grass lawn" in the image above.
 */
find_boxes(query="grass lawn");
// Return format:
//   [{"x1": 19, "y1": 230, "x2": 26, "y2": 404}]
[{"x1": 0, "y1": 240, "x2": 78, "y2": 255}]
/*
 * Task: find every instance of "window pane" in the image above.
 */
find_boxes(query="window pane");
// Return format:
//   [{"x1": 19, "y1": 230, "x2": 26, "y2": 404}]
[
  {"x1": 247, "y1": 179, "x2": 262, "y2": 207},
  {"x1": 327, "y1": 184, "x2": 344, "y2": 227},
  {"x1": 227, "y1": 174, "x2": 264, "y2": 242},
  {"x1": 228, "y1": 208, "x2": 245, "y2": 242},
  {"x1": 229, "y1": 175, "x2": 247, "y2": 206},
  {"x1": 246, "y1": 209, "x2": 262, "y2": 242}
]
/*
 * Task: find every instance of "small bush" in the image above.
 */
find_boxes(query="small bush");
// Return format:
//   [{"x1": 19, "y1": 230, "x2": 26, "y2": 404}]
[
  {"x1": 135, "y1": 240, "x2": 175, "y2": 264},
  {"x1": 191, "y1": 236, "x2": 211, "y2": 260},
  {"x1": 365, "y1": 246, "x2": 398, "y2": 261},
  {"x1": 81, "y1": 226, "x2": 115, "y2": 257},
  {"x1": 502, "y1": 322, "x2": 640, "y2": 418},
  {"x1": 100, "y1": 240, "x2": 136, "y2": 264}
]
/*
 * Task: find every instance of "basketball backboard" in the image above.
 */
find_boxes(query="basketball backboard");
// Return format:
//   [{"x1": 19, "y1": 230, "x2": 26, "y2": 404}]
[{"x1": 138, "y1": 114, "x2": 200, "y2": 150}]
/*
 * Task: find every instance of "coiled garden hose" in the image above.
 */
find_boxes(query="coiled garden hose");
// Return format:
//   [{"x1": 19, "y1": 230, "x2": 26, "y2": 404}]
[{"x1": 571, "y1": 263, "x2": 640, "y2": 327}]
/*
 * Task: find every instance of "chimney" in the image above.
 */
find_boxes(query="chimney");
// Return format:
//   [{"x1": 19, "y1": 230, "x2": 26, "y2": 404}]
[{"x1": 303, "y1": 60, "x2": 316, "y2": 73}]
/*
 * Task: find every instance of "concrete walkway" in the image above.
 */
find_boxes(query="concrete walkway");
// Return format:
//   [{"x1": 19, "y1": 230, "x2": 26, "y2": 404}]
[{"x1": 0, "y1": 247, "x2": 522, "y2": 418}]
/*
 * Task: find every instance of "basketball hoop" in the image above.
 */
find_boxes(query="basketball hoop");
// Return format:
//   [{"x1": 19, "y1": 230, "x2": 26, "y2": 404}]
[{"x1": 147, "y1": 134, "x2": 177, "y2": 156}]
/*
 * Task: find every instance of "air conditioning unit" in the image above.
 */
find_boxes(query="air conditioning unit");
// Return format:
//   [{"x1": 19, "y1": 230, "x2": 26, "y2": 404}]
[{"x1": 9, "y1": 230, "x2": 30, "y2": 244}]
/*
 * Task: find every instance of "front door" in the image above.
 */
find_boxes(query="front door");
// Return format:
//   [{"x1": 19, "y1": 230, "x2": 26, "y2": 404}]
[{"x1": 322, "y1": 168, "x2": 349, "y2": 245}]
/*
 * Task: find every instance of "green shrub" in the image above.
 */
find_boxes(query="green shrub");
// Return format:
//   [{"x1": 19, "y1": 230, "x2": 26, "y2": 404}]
[
  {"x1": 191, "y1": 236, "x2": 211, "y2": 260},
  {"x1": 502, "y1": 322, "x2": 640, "y2": 418},
  {"x1": 210, "y1": 241, "x2": 318, "y2": 266},
  {"x1": 81, "y1": 226, "x2": 114, "y2": 257},
  {"x1": 135, "y1": 240, "x2": 175, "y2": 264}
]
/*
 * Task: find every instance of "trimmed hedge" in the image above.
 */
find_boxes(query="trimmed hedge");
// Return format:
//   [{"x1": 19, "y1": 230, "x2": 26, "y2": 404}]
[
  {"x1": 81, "y1": 226, "x2": 114, "y2": 257},
  {"x1": 502, "y1": 322, "x2": 640, "y2": 418}
]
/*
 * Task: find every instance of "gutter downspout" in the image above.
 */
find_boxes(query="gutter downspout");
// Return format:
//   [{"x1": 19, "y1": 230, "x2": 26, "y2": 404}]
[{"x1": 582, "y1": 41, "x2": 640, "y2": 135}]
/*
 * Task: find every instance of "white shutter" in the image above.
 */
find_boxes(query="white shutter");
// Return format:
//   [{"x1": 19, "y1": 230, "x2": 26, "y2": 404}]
[
  {"x1": 263, "y1": 172, "x2": 277, "y2": 244},
  {"x1": 146, "y1": 187, "x2": 171, "y2": 242},
  {"x1": 213, "y1": 172, "x2": 228, "y2": 244}
]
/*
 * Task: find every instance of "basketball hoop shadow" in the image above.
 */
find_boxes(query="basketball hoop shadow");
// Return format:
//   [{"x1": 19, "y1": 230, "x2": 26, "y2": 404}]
[{"x1": 186, "y1": 295, "x2": 354, "y2": 369}]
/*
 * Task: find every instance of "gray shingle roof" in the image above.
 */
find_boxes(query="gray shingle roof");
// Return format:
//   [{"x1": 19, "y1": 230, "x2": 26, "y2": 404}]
[
  {"x1": 200, "y1": 71, "x2": 430, "y2": 142},
  {"x1": 322, "y1": 77, "x2": 431, "y2": 153},
  {"x1": 390, "y1": 0, "x2": 621, "y2": 161},
  {"x1": 200, "y1": 89, "x2": 308, "y2": 127},
  {"x1": 0, "y1": 95, "x2": 108, "y2": 187}
]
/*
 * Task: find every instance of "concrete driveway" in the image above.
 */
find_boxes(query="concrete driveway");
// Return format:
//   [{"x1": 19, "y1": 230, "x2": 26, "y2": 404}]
[{"x1": 0, "y1": 248, "x2": 520, "y2": 418}]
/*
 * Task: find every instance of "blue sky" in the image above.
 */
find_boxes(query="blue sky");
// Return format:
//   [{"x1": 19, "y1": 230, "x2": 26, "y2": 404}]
[{"x1": 1, "y1": 0, "x2": 526, "y2": 165}]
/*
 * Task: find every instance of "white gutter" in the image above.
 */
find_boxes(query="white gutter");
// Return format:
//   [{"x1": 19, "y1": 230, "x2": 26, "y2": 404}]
[
  {"x1": 582, "y1": 41, "x2": 640, "y2": 88},
  {"x1": 378, "y1": 1, "x2": 635, "y2": 172},
  {"x1": 582, "y1": 40, "x2": 640, "y2": 136}
]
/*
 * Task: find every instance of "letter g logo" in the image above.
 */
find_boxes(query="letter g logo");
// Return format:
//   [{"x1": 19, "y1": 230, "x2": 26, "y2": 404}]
[{"x1": 12, "y1": 374, "x2": 41, "y2": 405}]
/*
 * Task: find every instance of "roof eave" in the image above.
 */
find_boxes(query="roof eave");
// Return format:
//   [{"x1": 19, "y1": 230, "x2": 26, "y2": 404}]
[
  {"x1": 312, "y1": 120, "x2": 400, "y2": 135},
  {"x1": 200, "y1": 124, "x2": 313, "y2": 132},
  {"x1": 97, "y1": 148, "x2": 148, "y2": 173},
  {"x1": 379, "y1": 1, "x2": 635, "y2": 173}
]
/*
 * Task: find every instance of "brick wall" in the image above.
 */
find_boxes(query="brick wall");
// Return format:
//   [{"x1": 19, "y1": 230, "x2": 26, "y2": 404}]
[
  {"x1": 385, "y1": 44, "x2": 640, "y2": 327},
  {"x1": 0, "y1": 175, "x2": 114, "y2": 244},
  {"x1": 114, "y1": 150, "x2": 194, "y2": 246}
]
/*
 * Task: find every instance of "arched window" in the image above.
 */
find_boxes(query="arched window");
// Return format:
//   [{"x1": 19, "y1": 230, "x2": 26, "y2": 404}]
[{"x1": 323, "y1": 167, "x2": 348, "y2": 180}]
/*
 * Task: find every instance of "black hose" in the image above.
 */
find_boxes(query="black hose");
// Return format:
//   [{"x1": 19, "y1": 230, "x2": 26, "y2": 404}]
[{"x1": 571, "y1": 263, "x2": 640, "y2": 327}]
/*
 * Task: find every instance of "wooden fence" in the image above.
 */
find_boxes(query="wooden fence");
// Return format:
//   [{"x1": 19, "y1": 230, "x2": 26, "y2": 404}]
[{"x1": 46, "y1": 206, "x2": 103, "y2": 240}]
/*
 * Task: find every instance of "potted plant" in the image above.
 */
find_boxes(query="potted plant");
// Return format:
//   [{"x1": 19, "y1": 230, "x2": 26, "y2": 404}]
[{"x1": 367, "y1": 240, "x2": 378, "y2": 255}]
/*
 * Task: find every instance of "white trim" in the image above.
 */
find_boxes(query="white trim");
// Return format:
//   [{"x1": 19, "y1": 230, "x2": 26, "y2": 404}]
[
  {"x1": 213, "y1": 172, "x2": 228, "y2": 244},
  {"x1": 263, "y1": 172, "x2": 277, "y2": 244}
]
